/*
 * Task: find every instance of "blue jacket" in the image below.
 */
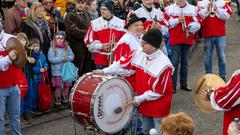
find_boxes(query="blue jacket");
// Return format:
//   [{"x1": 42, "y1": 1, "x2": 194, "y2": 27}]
[
  {"x1": 32, "y1": 51, "x2": 48, "y2": 81},
  {"x1": 48, "y1": 46, "x2": 74, "y2": 76}
]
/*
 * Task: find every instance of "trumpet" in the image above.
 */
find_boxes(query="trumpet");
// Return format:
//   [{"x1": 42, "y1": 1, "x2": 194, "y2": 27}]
[
  {"x1": 180, "y1": 8, "x2": 189, "y2": 39},
  {"x1": 108, "y1": 30, "x2": 116, "y2": 65},
  {"x1": 208, "y1": 0, "x2": 216, "y2": 17}
]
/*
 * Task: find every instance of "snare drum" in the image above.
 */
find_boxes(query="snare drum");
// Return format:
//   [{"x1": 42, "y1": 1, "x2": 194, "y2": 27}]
[{"x1": 70, "y1": 73, "x2": 133, "y2": 134}]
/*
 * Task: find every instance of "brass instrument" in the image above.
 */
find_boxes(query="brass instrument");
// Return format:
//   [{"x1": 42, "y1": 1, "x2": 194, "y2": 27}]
[
  {"x1": 180, "y1": 8, "x2": 190, "y2": 39},
  {"x1": 208, "y1": 0, "x2": 216, "y2": 17},
  {"x1": 108, "y1": 30, "x2": 116, "y2": 65},
  {"x1": 144, "y1": 16, "x2": 158, "y2": 34}
]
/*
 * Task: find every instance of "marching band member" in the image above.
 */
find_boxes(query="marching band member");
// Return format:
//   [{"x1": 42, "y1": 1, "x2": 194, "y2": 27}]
[
  {"x1": 94, "y1": 29, "x2": 174, "y2": 135},
  {"x1": 198, "y1": 0, "x2": 232, "y2": 82},
  {"x1": 201, "y1": 70, "x2": 240, "y2": 135},
  {"x1": 134, "y1": 0, "x2": 169, "y2": 35},
  {"x1": 0, "y1": 17, "x2": 22, "y2": 135},
  {"x1": 113, "y1": 13, "x2": 146, "y2": 135},
  {"x1": 164, "y1": 0, "x2": 201, "y2": 92},
  {"x1": 114, "y1": 13, "x2": 146, "y2": 90},
  {"x1": 84, "y1": 0, "x2": 125, "y2": 69}
]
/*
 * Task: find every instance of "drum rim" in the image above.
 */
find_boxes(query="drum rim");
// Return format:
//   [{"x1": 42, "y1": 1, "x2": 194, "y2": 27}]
[{"x1": 89, "y1": 75, "x2": 134, "y2": 134}]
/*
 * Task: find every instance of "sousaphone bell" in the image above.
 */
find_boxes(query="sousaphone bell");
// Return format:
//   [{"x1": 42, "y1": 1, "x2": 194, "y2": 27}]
[
  {"x1": 194, "y1": 74, "x2": 226, "y2": 113},
  {"x1": 5, "y1": 37, "x2": 27, "y2": 68}
]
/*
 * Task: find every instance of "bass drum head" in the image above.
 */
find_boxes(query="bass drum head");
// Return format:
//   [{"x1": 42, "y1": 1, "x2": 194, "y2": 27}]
[{"x1": 91, "y1": 77, "x2": 133, "y2": 134}]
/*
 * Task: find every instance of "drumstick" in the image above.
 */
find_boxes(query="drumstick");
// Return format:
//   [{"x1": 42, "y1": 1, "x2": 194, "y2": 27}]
[{"x1": 114, "y1": 100, "x2": 134, "y2": 114}]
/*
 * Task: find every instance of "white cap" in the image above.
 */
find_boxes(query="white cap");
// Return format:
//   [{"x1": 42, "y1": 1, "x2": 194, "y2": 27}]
[{"x1": 149, "y1": 128, "x2": 158, "y2": 135}]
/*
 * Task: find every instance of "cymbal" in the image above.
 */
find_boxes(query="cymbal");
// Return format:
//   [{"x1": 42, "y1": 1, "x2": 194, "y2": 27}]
[
  {"x1": 194, "y1": 74, "x2": 226, "y2": 113},
  {"x1": 6, "y1": 37, "x2": 27, "y2": 68}
]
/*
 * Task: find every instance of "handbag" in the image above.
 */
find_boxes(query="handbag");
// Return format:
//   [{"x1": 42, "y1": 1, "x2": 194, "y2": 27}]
[
  {"x1": 61, "y1": 61, "x2": 78, "y2": 82},
  {"x1": 16, "y1": 68, "x2": 28, "y2": 100},
  {"x1": 38, "y1": 59, "x2": 52, "y2": 110},
  {"x1": 38, "y1": 71, "x2": 52, "y2": 110}
]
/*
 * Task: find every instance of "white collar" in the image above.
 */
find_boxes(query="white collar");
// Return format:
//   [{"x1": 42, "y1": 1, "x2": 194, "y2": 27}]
[{"x1": 146, "y1": 49, "x2": 160, "y2": 60}]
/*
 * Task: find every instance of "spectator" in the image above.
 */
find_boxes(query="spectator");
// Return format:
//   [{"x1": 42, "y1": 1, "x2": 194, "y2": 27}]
[
  {"x1": 63, "y1": 2, "x2": 76, "y2": 19},
  {"x1": 16, "y1": 32, "x2": 33, "y2": 121},
  {"x1": 160, "y1": 112, "x2": 195, "y2": 135},
  {"x1": 65, "y1": 0, "x2": 93, "y2": 76},
  {"x1": 48, "y1": 31, "x2": 74, "y2": 106},
  {"x1": 4, "y1": 0, "x2": 29, "y2": 35},
  {"x1": 86, "y1": 0, "x2": 99, "y2": 20},
  {"x1": 29, "y1": 38, "x2": 48, "y2": 114},
  {"x1": 20, "y1": 2, "x2": 51, "y2": 56},
  {"x1": 40, "y1": 0, "x2": 65, "y2": 32},
  {"x1": 113, "y1": 0, "x2": 128, "y2": 20}
]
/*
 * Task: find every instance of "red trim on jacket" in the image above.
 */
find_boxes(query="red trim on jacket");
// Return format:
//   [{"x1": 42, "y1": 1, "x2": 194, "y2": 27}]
[{"x1": 0, "y1": 51, "x2": 18, "y2": 88}]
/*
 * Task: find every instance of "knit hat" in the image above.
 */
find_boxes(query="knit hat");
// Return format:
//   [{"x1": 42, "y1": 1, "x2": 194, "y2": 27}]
[
  {"x1": 124, "y1": 14, "x2": 146, "y2": 29},
  {"x1": 142, "y1": 29, "x2": 163, "y2": 49},
  {"x1": 101, "y1": 0, "x2": 114, "y2": 13},
  {"x1": 55, "y1": 31, "x2": 66, "y2": 39}
]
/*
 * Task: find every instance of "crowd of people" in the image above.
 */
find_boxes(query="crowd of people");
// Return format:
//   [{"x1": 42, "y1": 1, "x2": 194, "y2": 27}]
[{"x1": 0, "y1": 0, "x2": 238, "y2": 134}]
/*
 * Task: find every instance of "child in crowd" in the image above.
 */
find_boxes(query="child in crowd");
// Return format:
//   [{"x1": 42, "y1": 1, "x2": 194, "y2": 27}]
[
  {"x1": 29, "y1": 38, "x2": 48, "y2": 113},
  {"x1": 86, "y1": 0, "x2": 99, "y2": 20},
  {"x1": 160, "y1": 112, "x2": 195, "y2": 135},
  {"x1": 16, "y1": 32, "x2": 33, "y2": 120},
  {"x1": 48, "y1": 31, "x2": 74, "y2": 106},
  {"x1": 16, "y1": 33, "x2": 29, "y2": 51}
]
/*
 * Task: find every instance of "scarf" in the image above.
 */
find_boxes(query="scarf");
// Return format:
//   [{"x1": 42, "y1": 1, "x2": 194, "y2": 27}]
[
  {"x1": 55, "y1": 43, "x2": 65, "y2": 48},
  {"x1": 15, "y1": 4, "x2": 30, "y2": 19},
  {"x1": 35, "y1": 17, "x2": 51, "y2": 39},
  {"x1": 32, "y1": 51, "x2": 41, "y2": 59}
]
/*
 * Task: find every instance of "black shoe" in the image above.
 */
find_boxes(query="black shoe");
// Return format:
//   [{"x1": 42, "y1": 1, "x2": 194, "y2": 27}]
[
  {"x1": 180, "y1": 86, "x2": 192, "y2": 91},
  {"x1": 22, "y1": 113, "x2": 32, "y2": 121}
]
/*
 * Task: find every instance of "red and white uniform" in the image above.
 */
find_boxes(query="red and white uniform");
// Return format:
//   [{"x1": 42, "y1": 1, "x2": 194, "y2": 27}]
[
  {"x1": 113, "y1": 32, "x2": 142, "y2": 90},
  {"x1": 84, "y1": 16, "x2": 125, "y2": 66},
  {"x1": 135, "y1": 5, "x2": 169, "y2": 35},
  {"x1": 164, "y1": 3, "x2": 201, "y2": 46},
  {"x1": 210, "y1": 70, "x2": 240, "y2": 135},
  {"x1": 198, "y1": 0, "x2": 232, "y2": 38},
  {"x1": 103, "y1": 49, "x2": 174, "y2": 117},
  {"x1": 0, "y1": 31, "x2": 18, "y2": 88}
]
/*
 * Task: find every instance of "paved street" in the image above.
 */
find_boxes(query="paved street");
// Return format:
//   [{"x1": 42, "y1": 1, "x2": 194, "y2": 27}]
[{"x1": 9, "y1": 7, "x2": 240, "y2": 135}]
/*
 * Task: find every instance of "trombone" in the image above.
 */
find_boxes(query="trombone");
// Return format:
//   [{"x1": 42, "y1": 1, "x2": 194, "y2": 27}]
[{"x1": 180, "y1": 8, "x2": 190, "y2": 39}]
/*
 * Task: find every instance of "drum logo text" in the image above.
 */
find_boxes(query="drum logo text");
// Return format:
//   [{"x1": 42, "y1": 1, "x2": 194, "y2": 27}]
[{"x1": 97, "y1": 94, "x2": 104, "y2": 119}]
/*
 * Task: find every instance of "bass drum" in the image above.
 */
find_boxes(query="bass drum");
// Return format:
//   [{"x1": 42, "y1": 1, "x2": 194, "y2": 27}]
[{"x1": 70, "y1": 73, "x2": 133, "y2": 134}]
